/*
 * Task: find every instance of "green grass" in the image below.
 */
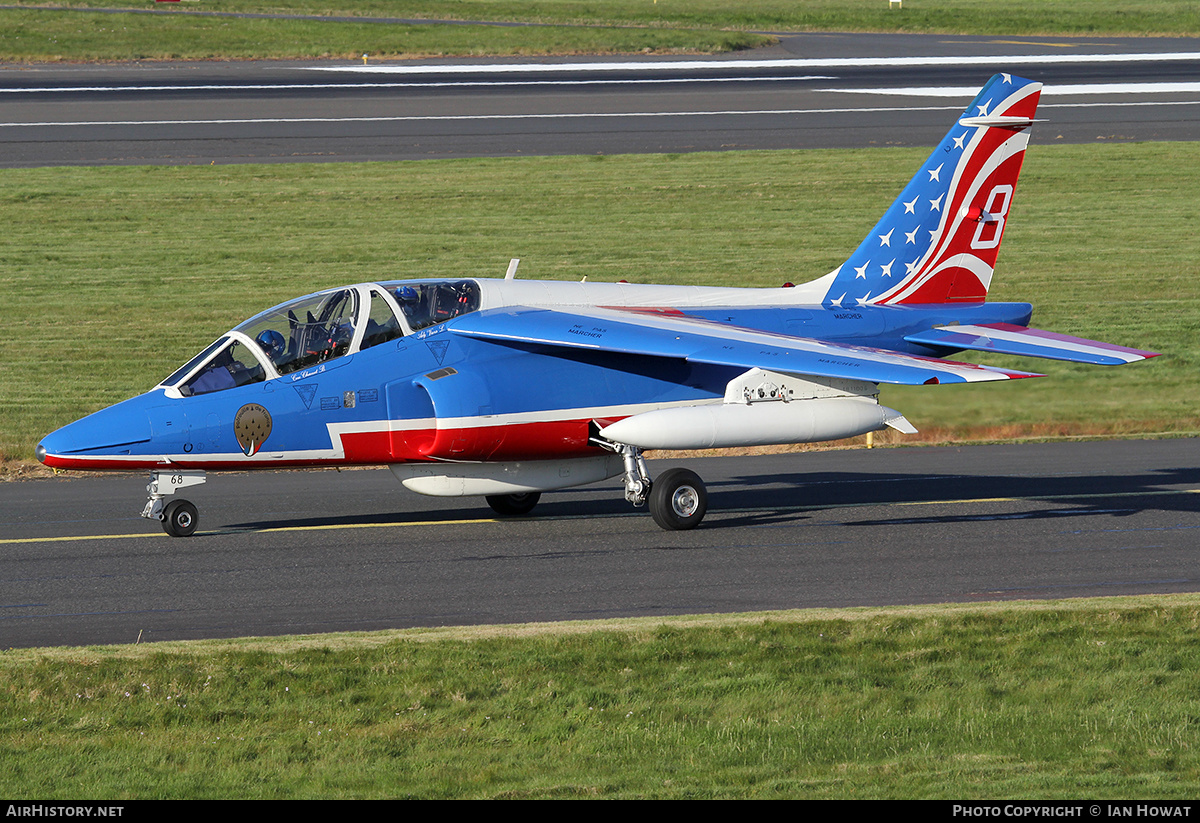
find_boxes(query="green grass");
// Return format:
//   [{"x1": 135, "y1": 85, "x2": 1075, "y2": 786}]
[
  {"x1": 1, "y1": 1, "x2": 1199, "y2": 62},
  {"x1": 1, "y1": 143, "x2": 1193, "y2": 467},
  {"x1": 0, "y1": 5, "x2": 767, "y2": 62},
  {"x1": 4, "y1": 597, "x2": 1200, "y2": 798}
]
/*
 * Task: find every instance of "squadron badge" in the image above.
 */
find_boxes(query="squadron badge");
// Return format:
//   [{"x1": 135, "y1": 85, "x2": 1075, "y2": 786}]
[{"x1": 234, "y1": 403, "x2": 272, "y2": 457}]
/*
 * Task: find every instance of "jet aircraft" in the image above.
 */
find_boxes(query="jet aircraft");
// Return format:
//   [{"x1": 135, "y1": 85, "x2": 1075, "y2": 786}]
[{"x1": 37, "y1": 74, "x2": 1158, "y2": 535}]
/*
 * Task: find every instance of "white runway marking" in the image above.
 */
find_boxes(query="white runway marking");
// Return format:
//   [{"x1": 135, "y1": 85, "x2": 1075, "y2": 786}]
[
  {"x1": 827, "y1": 82, "x2": 1200, "y2": 97},
  {"x1": 305, "y1": 53, "x2": 1200, "y2": 74}
]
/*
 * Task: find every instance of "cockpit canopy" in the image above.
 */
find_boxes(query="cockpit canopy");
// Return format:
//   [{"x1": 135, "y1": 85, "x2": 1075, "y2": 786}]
[{"x1": 159, "y1": 280, "x2": 481, "y2": 397}]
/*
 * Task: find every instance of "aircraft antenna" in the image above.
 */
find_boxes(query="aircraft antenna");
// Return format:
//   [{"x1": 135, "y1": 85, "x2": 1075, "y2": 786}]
[{"x1": 505, "y1": 258, "x2": 520, "y2": 280}]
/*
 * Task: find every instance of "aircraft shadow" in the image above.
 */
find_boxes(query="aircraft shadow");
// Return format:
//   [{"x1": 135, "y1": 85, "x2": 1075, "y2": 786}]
[
  {"x1": 711, "y1": 466, "x2": 1200, "y2": 529},
  {"x1": 220, "y1": 466, "x2": 1200, "y2": 533}
]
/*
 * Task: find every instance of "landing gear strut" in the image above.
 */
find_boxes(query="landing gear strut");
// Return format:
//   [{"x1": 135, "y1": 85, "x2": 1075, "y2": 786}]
[
  {"x1": 142, "y1": 470, "x2": 206, "y2": 537},
  {"x1": 618, "y1": 444, "x2": 652, "y2": 507}
]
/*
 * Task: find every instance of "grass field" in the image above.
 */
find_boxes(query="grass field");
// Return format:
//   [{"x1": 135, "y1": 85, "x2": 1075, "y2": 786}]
[
  {"x1": 2, "y1": 142, "x2": 1194, "y2": 470},
  {"x1": 0, "y1": 1, "x2": 1198, "y2": 62},
  {"x1": 4, "y1": 597, "x2": 1200, "y2": 798}
]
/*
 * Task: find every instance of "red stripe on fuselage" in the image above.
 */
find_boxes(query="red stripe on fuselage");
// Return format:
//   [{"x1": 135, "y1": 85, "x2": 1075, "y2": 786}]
[{"x1": 42, "y1": 417, "x2": 613, "y2": 472}]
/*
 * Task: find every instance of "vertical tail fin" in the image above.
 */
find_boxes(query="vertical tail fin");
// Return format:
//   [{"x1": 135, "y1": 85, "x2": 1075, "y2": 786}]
[{"x1": 822, "y1": 74, "x2": 1042, "y2": 307}]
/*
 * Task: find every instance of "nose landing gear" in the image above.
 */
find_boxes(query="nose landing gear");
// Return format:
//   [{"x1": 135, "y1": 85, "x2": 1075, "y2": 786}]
[{"x1": 142, "y1": 470, "x2": 207, "y2": 537}]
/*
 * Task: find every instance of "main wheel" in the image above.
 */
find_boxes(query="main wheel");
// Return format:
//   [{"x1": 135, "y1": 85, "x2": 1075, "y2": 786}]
[
  {"x1": 649, "y1": 468, "x2": 707, "y2": 531},
  {"x1": 486, "y1": 492, "x2": 541, "y2": 516},
  {"x1": 162, "y1": 499, "x2": 199, "y2": 538}
]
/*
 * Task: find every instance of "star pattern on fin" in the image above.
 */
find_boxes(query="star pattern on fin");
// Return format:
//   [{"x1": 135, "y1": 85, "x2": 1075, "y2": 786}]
[{"x1": 822, "y1": 73, "x2": 1039, "y2": 307}]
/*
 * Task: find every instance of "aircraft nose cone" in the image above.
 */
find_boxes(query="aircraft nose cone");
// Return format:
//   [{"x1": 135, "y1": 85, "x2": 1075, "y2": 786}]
[
  {"x1": 37, "y1": 427, "x2": 75, "y2": 463},
  {"x1": 38, "y1": 395, "x2": 156, "y2": 469}
]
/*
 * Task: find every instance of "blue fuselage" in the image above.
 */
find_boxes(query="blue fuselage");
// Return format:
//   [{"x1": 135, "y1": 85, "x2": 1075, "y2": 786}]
[{"x1": 38, "y1": 295, "x2": 1032, "y2": 472}]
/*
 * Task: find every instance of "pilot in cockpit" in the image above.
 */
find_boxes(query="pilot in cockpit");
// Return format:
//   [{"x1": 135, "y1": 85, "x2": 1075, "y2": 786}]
[
  {"x1": 256, "y1": 329, "x2": 287, "y2": 368},
  {"x1": 393, "y1": 285, "x2": 430, "y2": 331}
]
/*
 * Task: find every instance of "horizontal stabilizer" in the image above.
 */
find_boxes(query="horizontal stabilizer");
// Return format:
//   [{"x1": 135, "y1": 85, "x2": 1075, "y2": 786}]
[
  {"x1": 957, "y1": 115, "x2": 1036, "y2": 129},
  {"x1": 449, "y1": 306, "x2": 1043, "y2": 385},
  {"x1": 903, "y1": 323, "x2": 1160, "y2": 365}
]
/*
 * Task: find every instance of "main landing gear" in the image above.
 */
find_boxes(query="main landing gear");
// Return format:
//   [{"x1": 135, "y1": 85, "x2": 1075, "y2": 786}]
[
  {"x1": 482, "y1": 445, "x2": 710, "y2": 530},
  {"x1": 486, "y1": 492, "x2": 542, "y2": 516},
  {"x1": 142, "y1": 470, "x2": 207, "y2": 537},
  {"x1": 617, "y1": 444, "x2": 708, "y2": 531}
]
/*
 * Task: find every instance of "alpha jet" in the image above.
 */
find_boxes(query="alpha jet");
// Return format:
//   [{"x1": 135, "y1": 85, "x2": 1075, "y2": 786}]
[{"x1": 37, "y1": 74, "x2": 1158, "y2": 535}]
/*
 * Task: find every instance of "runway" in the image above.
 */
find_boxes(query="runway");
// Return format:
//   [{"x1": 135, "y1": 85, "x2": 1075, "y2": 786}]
[
  {"x1": 2, "y1": 32, "x2": 1200, "y2": 166},
  {"x1": 3, "y1": 439, "x2": 1200, "y2": 649},
  {"x1": 1, "y1": 34, "x2": 1196, "y2": 648}
]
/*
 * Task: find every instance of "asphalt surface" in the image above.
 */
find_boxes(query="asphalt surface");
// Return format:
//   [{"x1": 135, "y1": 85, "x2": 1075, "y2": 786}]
[
  {"x1": 2, "y1": 32, "x2": 1200, "y2": 165},
  {"x1": 4, "y1": 439, "x2": 1199, "y2": 649},
  {"x1": 1, "y1": 33, "x2": 1195, "y2": 647}
]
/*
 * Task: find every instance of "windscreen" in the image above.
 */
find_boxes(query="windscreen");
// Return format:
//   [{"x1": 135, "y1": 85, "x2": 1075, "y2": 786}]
[{"x1": 233, "y1": 288, "x2": 359, "y2": 376}]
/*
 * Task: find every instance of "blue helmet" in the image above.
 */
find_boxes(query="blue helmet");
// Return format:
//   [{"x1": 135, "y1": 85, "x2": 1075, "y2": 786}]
[
  {"x1": 393, "y1": 286, "x2": 419, "y2": 304},
  {"x1": 256, "y1": 329, "x2": 285, "y2": 360}
]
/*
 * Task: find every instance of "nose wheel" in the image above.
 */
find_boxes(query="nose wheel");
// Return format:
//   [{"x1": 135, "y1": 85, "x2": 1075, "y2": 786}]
[
  {"x1": 162, "y1": 499, "x2": 199, "y2": 537},
  {"x1": 142, "y1": 470, "x2": 207, "y2": 537}
]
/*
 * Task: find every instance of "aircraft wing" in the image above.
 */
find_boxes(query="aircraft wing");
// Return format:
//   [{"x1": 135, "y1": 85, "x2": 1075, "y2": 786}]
[
  {"x1": 447, "y1": 306, "x2": 1042, "y2": 385},
  {"x1": 903, "y1": 323, "x2": 1160, "y2": 365}
]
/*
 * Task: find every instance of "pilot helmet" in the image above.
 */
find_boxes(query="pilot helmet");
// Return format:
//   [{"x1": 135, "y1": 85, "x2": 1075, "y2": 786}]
[
  {"x1": 393, "y1": 285, "x2": 419, "y2": 304},
  {"x1": 256, "y1": 329, "x2": 286, "y2": 359}
]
